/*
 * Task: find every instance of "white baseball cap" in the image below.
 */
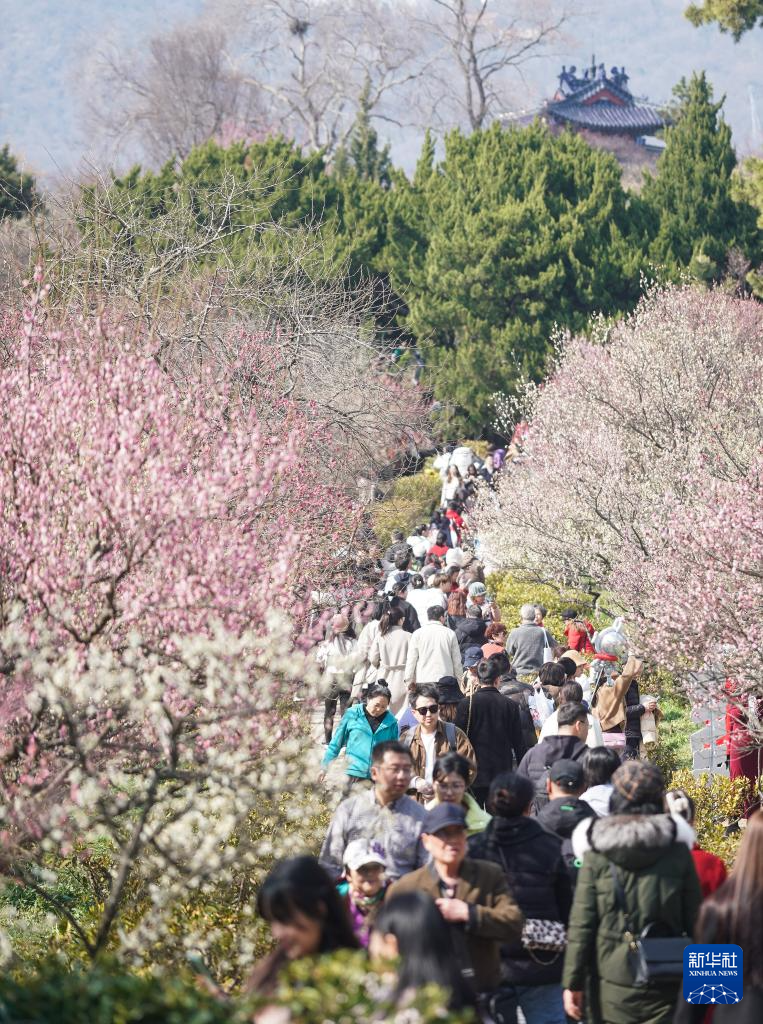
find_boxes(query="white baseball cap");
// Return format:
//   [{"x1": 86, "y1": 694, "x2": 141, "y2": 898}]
[{"x1": 343, "y1": 839, "x2": 387, "y2": 872}]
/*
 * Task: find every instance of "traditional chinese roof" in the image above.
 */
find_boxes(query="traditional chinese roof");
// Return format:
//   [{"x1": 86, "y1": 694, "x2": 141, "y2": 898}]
[{"x1": 545, "y1": 62, "x2": 668, "y2": 136}]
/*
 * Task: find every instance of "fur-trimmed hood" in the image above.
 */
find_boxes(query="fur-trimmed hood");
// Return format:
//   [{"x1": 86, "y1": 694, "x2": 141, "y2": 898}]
[{"x1": 572, "y1": 812, "x2": 695, "y2": 870}]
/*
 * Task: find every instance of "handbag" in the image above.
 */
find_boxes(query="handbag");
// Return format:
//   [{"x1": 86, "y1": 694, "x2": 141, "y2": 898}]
[
  {"x1": 609, "y1": 863, "x2": 692, "y2": 985},
  {"x1": 495, "y1": 847, "x2": 567, "y2": 965},
  {"x1": 542, "y1": 629, "x2": 554, "y2": 664}
]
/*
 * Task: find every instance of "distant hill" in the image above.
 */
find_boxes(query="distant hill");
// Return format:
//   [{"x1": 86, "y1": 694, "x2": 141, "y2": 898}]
[{"x1": 1, "y1": 0, "x2": 760, "y2": 185}]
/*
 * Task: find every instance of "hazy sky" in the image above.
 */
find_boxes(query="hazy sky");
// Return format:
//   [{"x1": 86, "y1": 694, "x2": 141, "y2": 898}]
[{"x1": 1, "y1": 0, "x2": 760, "y2": 184}]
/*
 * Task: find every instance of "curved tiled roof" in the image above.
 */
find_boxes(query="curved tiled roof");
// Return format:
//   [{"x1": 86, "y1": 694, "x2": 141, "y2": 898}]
[{"x1": 548, "y1": 99, "x2": 666, "y2": 134}]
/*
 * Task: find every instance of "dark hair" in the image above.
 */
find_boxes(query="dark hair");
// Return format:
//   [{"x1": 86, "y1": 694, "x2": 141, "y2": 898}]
[
  {"x1": 551, "y1": 643, "x2": 568, "y2": 662},
  {"x1": 257, "y1": 856, "x2": 359, "y2": 953},
  {"x1": 609, "y1": 790, "x2": 665, "y2": 816},
  {"x1": 427, "y1": 605, "x2": 446, "y2": 621},
  {"x1": 582, "y1": 745, "x2": 621, "y2": 788},
  {"x1": 391, "y1": 530, "x2": 404, "y2": 542},
  {"x1": 560, "y1": 681, "x2": 584, "y2": 703},
  {"x1": 695, "y1": 812, "x2": 763, "y2": 985},
  {"x1": 476, "y1": 658, "x2": 502, "y2": 686},
  {"x1": 394, "y1": 552, "x2": 411, "y2": 571},
  {"x1": 558, "y1": 656, "x2": 578, "y2": 679},
  {"x1": 487, "y1": 772, "x2": 534, "y2": 818},
  {"x1": 364, "y1": 682, "x2": 392, "y2": 704},
  {"x1": 487, "y1": 651, "x2": 510, "y2": 675},
  {"x1": 372, "y1": 740, "x2": 412, "y2": 765},
  {"x1": 433, "y1": 752, "x2": 472, "y2": 784},
  {"x1": 435, "y1": 531, "x2": 448, "y2": 546},
  {"x1": 379, "y1": 604, "x2": 404, "y2": 635},
  {"x1": 409, "y1": 573, "x2": 424, "y2": 590},
  {"x1": 557, "y1": 701, "x2": 588, "y2": 727},
  {"x1": 539, "y1": 662, "x2": 566, "y2": 687},
  {"x1": 372, "y1": 893, "x2": 475, "y2": 1010},
  {"x1": 413, "y1": 684, "x2": 439, "y2": 706},
  {"x1": 466, "y1": 604, "x2": 482, "y2": 619}
]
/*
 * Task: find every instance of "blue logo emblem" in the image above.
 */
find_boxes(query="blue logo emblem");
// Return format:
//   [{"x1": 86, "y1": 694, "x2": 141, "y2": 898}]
[{"x1": 683, "y1": 944, "x2": 743, "y2": 1005}]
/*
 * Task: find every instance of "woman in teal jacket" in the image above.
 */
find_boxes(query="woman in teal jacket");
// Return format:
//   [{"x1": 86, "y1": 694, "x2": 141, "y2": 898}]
[{"x1": 320, "y1": 683, "x2": 399, "y2": 784}]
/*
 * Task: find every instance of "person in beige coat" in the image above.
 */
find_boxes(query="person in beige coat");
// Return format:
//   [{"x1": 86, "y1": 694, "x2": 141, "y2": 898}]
[
  {"x1": 404, "y1": 606, "x2": 463, "y2": 689},
  {"x1": 590, "y1": 655, "x2": 643, "y2": 750},
  {"x1": 369, "y1": 605, "x2": 410, "y2": 715}
]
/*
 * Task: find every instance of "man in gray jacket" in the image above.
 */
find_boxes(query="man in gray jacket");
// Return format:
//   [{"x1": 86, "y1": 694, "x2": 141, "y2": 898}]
[{"x1": 507, "y1": 603, "x2": 555, "y2": 680}]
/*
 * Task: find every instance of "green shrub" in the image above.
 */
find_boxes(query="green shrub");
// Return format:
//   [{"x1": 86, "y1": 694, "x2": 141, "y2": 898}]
[
  {"x1": 0, "y1": 953, "x2": 474, "y2": 1024},
  {"x1": 0, "y1": 960, "x2": 244, "y2": 1024},
  {"x1": 486, "y1": 570, "x2": 600, "y2": 641},
  {"x1": 642, "y1": 668, "x2": 694, "y2": 778},
  {"x1": 668, "y1": 769, "x2": 756, "y2": 865},
  {"x1": 256, "y1": 949, "x2": 475, "y2": 1023},
  {"x1": 371, "y1": 471, "x2": 442, "y2": 548}
]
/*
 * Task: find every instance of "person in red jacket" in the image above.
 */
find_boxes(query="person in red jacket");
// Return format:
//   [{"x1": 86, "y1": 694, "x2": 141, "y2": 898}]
[
  {"x1": 560, "y1": 608, "x2": 595, "y2": 654},
  {"x1": 666, "y1": 788, "x2": 727, "y2": 898}
]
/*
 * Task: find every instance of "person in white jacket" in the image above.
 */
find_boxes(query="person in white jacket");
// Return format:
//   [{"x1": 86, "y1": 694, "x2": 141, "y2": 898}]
[
  {"x1": 538, "y1": 681, "x2": 604, "y2": 748},
  {"x1": 369, "y1": 605, "x2": 410, "y2": 715},
  {"x1": 404, "y1": 606, "x2": 463, "y2": 688}
]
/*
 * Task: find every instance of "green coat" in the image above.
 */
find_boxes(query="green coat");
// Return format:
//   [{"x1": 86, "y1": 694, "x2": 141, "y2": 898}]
[{"x1": 562, "y1": 812, "x2": 701, "y2": 1024}]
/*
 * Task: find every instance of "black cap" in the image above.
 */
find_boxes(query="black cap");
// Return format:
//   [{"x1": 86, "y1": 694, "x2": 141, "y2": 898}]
[
  {"x1": 549, "y1": 759, "x2": 584, "y2": 790},
  {"x1": 561, "y1": 608, "x2": 577, "y2": 620},
  {"x1": 437, "y1": 676, "x2": 463, "y2": 704},
  {"x1": 423, "y1": 803, "x2": 467, "y2": 834}
]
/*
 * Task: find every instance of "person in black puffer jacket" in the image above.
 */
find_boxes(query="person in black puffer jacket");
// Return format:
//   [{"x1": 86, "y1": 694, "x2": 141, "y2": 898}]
[
  {"x1": 470, "y1": 771, "x2": 572, "y2": 1024},
  {"x1": 516, "y1": 702, "x2": 588, "y2": 813},
  {"x1": 455, "y1": 605, "x2": 486, "y2": 655},
  {"x1": 536, "y1": 759, "x2": 595, "y2": 884}
]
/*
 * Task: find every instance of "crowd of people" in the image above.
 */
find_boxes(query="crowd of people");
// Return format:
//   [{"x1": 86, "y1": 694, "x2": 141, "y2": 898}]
[{"x1": 250, "y1": 446, "x2": 761, "y2": 1024}]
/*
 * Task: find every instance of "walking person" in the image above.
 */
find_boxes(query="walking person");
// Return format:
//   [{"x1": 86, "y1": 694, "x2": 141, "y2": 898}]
[
  {"x1": 675, "y1": 811, "x2": 763, "y2": 1024},
  {"x1": 320, "y1": 683, "x2": 399, "y2": 787},
  {"x1": 426, "y1": 751, "x2": 492, "y2": 836},
  {"x1": 319, "y1": 741, "x2": 427, "y2": 882},
  {"x1": 507, "y1": 604, "x2": 555, "y2": 681},
  {"x1": 318, "y1": 614, "x2": 358, "y2": 744},
  {"x1": 369, "y1": 891, "x2": 478, "y2": 1013},
  {"x1": 369, "y1": 605, "x2": 410, "y2": 715},
  {"x1": 470, "y1": 771, "x2": 573, "y2": 1024},
  {"x1": 456, "y1": 605, "x2": 487, "y2": 655},
  {"x1": 387, "y1": 803, "x2": 524, "y2": 999},
  {"x1": 579, "y1": 745, "x2": 621, "y2": 817},
  {"x1": 665, "y1": 787, "x2": 728, "y2": 898},
  {"x1": 539, "y1": 681, "x2": 605, "y2": 748},
  {"x1": 404, "y1": 606, "x2": 463, "y2": 688},
  {"x1": 562, "y1": 761, "x2": 701, "y2": 1024},
  {"x1": 455, "y1": 658, "x2": 527, "y2": 808},
  {"x1": 517, "y1": 702, "x2": 589, "y2": 813},
  {"x1": 246, "y1": 856, "x2": 359, "y2": 994},
  {"x1": 401, "y1": 685, "x2": 476, "y2": 802}
]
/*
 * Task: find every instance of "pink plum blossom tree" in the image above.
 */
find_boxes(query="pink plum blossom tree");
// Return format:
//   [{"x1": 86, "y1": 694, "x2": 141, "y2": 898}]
[
  {"x1": 475, "y1": 284, "x2": 763, "y2": 597},
  {"x1": 616, "y1": 457, "x2": 763, "y2": 723},
  {"x1": 0, "y1": 277, "x2": 360, "y2": 971}
]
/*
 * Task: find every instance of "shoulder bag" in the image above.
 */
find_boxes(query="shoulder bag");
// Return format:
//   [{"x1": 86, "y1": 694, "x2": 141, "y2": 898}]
[
  {"x1": 496, "y1": 846, "x2": 566, "y2": 965},
  {"x1": 609, "y1": 863, "x2": 692, "y2": 985}
]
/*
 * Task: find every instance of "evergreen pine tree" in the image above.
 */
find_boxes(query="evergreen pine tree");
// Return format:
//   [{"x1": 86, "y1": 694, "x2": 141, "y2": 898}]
[
  {"x1": 336, "y1": 80, "x2": 392, "y2": 186},
  {"x1": 388, "y1": 123, "x2": 646, "y2": 434},
  {"x1": 643, "y1": 73, "x2": 759, "y2": 278},
  {"x1": 0, "y1": 145, "x2": 39, "y2": 220}
]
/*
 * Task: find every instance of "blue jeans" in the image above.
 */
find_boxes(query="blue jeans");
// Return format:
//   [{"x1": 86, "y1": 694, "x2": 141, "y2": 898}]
[{"x1": 514, "y1": 983, "x2": 566, "y2": 1024}]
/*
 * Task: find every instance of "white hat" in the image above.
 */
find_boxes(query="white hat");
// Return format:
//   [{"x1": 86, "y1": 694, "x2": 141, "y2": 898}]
[
  {"x1": 445, "y1": 548, "x2": 464, "y2": 568},
  {"x1": 343, "y1": 839, "x2": 387, "y2": 872}
]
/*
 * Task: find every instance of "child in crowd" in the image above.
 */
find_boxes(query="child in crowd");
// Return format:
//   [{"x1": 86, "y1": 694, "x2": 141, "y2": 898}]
[{"x1": 336, "y1": 840, "x2": 389, "y2": 947}]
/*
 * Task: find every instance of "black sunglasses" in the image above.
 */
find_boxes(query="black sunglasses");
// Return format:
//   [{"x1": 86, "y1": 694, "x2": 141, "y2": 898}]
[{"x1": 415, "y1": 704, "x2": 439, "y2": 716}]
